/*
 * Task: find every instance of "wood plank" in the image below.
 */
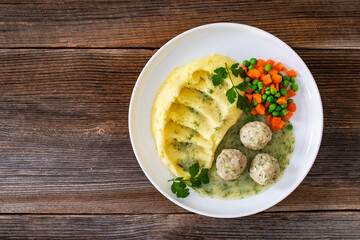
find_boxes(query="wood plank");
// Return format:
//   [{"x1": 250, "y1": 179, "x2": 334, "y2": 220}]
[
  {"x1": 0, "y1": 49, "x2": 359, "y2": 214},
  {"x1": 0, "y1": 0, "x2": 359, "y2": 49},
  {"x1": 0, "y1": 212, "x2": 358, "y2": 238}
]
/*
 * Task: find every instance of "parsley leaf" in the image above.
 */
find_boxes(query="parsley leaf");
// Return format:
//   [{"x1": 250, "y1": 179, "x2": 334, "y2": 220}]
[
  {"x1": 230, "y1": 63, "x2": 240, "y2": 77},
  {"x1": 236, "y1": 82, "x2": 252, "y2": 91},
  {"x1": 212, "y1": 74, "x2": 223, "y2": 86},
  {"x1": 168, "y1": 163, "x2": 209, "y2": 198},
  {"x1": 189, "y1": 162, "x2": 200, "y2": 177},
  {"x1": 190, "y1": 177, "x2": 201, "y2": 188},
  {"x1": 197, "y1": 168, "x2": 209, "y2": 184},
  {"x1": 211, "y1": 62, "x2": 251, "y2": 111},
  {"x1": 238, "y1": 67, "x2": 246, "y2": 78},
  {"x1": 226, "y1": 87, "x2": 237, "y2": 104},
  {"x1": 171, "y1": 181, "x2": 190, "y2": 198},
  {"x1": 212, "y1": 67, "x2": 227, "y2": 86}
]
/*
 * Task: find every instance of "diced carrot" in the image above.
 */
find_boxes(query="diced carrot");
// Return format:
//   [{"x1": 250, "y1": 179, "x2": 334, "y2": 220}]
[
  {"x1": 273, "y1": 62, "x2": 283, "y2": 72},
  {"x1": 266, "y1": 59, "x2": 275, "y2": 66},
  {"x1": 286, "y1": 70, "x2": 297, "y2": 78},
  {"x1": 282, "y1": 66, "x2": 288, "y2": 72},
  {"x1": 287, "y1": 102, "x2": 297, "y2": 112},
  {"x1": 275, "y1": 83, "x2": 279, "y2": 91},
  {"x1": 253, "y1": 93, "x2": 262, "y2": 104},
  {"x1": 276, "y1": 96, "x2": 287, "y2": 105},
  {"x1": 272, "y1": 116, "x2": 281, "y2": 124},
  {"x1": 279, "y1": 120, "x2": 285, "y2": 129},
  {"x1": 245, "y1": 94, "x2": 253, "y2": 103},
  {"x1": 255, "y1": 103, "x2": 265, "y2": 115},
  {"x1": 261, "y1": 74, "x2": 272, "y2": 85},
  {"x1": 246, "y1": 88, "x2": 252, "y2": 93},
  {"x1": 268, "y1": 69, "x2": 278, "y2": 76},
  {"x1": 256, "y1": 59, "x2": 266, "y2": 67},
  {"x1": 240, "y1": 65, "x2": 248, "y2": 74},
  {"x1": 287, "y1": 89, "x2": 297, "y2": 98},
  {"x1": 271, "y1": 116, "x2": 282, "y2": 130},
  {"x1": 251, "y1": 108, "x2": 258, "y2": 115},
  {"x1": 270, "y1": 84, "x2": 275, "y2": 89},
  {"x1": 256, "y1": 66, "x2": 266, "y2": 74},
  {"x1": 266, "y1": 114, "x2": 272, "y2": 123},
  {"x1": 247, "y1": 69, "x2": 260, "y2": 79},
  {"x1": 265, "y1": 101, "x2": 271, "y2": 108},
  {"x1": 261, "y1": 87, "x2": 265, "y2": 95},
  {"x1": 272, "y1": 74, "x2": 282, "y2": 84},
  {"x1": 283, "y1": 110, "x2": 294, "y2": 120},
  {"x1": 272, "y1": 119, "x2": 285, "y2": 130}
]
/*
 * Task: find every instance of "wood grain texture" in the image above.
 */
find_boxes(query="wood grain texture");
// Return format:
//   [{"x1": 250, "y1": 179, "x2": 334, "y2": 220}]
[
  {"x1": 0, "y1": 0, "x2": 359, "y2": 49},
  {"x1": 0, "y1": 49, "x2": 359, "y2": 214},
  {"x1": 0, "y1": 212, "x2": 358, "y2": 239}
]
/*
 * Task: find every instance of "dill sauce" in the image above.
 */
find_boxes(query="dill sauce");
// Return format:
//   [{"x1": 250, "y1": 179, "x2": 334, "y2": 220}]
[{"x1": 194, "y1": 114, "x2": 295, "y2": 199}]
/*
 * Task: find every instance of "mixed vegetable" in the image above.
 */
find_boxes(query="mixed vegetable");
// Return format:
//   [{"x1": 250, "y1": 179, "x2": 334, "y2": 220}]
[{"x1": 239, "y1": 58, "x2": 298, "y2": 130}]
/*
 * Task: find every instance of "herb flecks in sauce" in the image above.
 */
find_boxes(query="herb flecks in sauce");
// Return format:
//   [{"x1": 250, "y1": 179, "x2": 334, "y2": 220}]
[{"x1": 194, "y1": 114, "x2": 295, "y2": 199}]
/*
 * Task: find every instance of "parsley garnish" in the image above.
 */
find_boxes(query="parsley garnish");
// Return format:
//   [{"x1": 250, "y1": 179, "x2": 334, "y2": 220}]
[
  {"x1": 212, "y1": 63, "x2": 250, "y2": 110},
  {"x1": 168, "y1": 163, "x2": 209, "y2": 198}
]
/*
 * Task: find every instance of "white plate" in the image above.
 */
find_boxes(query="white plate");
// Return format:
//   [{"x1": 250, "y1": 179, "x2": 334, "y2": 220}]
[{"x1": 129, "y1": 23, "x2": 323, "y2": 218}]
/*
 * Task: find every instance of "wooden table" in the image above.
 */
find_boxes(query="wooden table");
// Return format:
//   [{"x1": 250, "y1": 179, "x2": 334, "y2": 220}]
[{"x1": 0, "y1": 0, "x2": 359, "y2": 238}]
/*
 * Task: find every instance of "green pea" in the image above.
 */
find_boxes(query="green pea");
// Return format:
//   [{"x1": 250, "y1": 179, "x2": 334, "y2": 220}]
[
  {"x1": 276, "y1": 106, "x2": 281, "y2": 112},
  {"x1": 275, "y1": 93, "x2": 281, "y2": 98},
  {"x1": 283, "y1": 80, "x2": 290, "y2": 87},
  {"x1": 278, "y1": 73, "x2": 283, "y2": 76},
  {"x1": 287, "y1": 124, "x2": 293, "y2": 130},
  {"x1": 250, "y1": 58, "x2": 257, "y2": 65},
  {"x1": 281, "y1": 108, "x2": 288, "y2": 116},
  {"x1": 248, "y1": 65, "x2": 254, "y2": 70},
  {"x1": 281, "y1": 103, "x2": 288, "y2": 108},
  {"x1": 290, "y1": 77, "x2": 296, "y2": 83},
  {"x1": 257, "y1": 82, "x2": 264, "y2": 89},
  {"x1": 262, "y1": 94, "x2": 268, "y2": 100},
  {"x1": 253, "y1": 79, "x2": 259, "y2": 85},
  {"x1": 268, "y1": 108, "x2": 274, "y2": 113},
  {"x1": 291, "y1": 84, "x2": 299, "y2": 92},
  {"x1": 244, "y1": 106, "x2": 250, "y2": 113},
  {"x1": 254, "y1": 90, "x2": 260, "y2": 94},
  {"x1": 288, "y1": 99, "x2": 294, "y2": 103},
  {"x1": 264, "y1": 64, "x2": 272, "y2": 72},
  {"x1": 265, "y1": 87, "x2": 271, "y2": 91},
  {"x1": 269, "y1": 103, "x2": 276, "y2": 110},
  {"x1": 243, "y1": 60, "x2": 250, "y2": 67},
  {"x1": 271, "y1": 88, "x2": 277, "y2": 95},
  {"x1": 272, "y1": 111, "x2": 280, "y2": 116},
  {"x1": 283, "y1": 75, "x2": 290, "y2": 81},
  {"x1": 252, "y1": 84, "x2": 258, "y2": 91},
  {"x1": 253, "y1": 101, "x2": 258, "y2": 106},
  {"x1": 267, "y1": 96, "x2": 275, "y2": 103},
  {"x1": 245, "y1": 76, "x2": 251, "y2": 82},
  {"x1": 265, "y1": 90, "x2": 271, "y2": 95},
  {"x1": 280, "y1": 88, "x2": 287, "y2": 96}
]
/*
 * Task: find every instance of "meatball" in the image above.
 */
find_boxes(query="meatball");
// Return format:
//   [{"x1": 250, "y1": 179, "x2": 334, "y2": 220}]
[
  {"x1": 250, "y1": 153, "x2": 280, "y2": 185},
  {"x1": 216, "y1": 149, "x2": 247, "y2": 180},
  {"x1": 240, "y1": 121, "x2": 272, "y2": 150}
]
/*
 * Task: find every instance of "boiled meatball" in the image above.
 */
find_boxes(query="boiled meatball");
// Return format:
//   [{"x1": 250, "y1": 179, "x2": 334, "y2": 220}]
[
  {"x1": 240, "y1": 121, "x2": 272, "y2": 150},
  {"x1": 250, "y1": 153, "x2": 280, "y2": 185},
  {"x1": 216, "y1": 149, "x2": 247, "y2": 180}
]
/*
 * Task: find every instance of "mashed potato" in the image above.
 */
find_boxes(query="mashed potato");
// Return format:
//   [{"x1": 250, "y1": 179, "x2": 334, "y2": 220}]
[{"x1": 151, "y1": 54, "x2": 244, "y2": 177}]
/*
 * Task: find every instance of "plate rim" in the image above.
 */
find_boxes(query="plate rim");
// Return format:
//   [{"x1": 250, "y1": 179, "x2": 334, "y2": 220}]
[{"x1": 128, "y1": 22, "x2": 324, "y2": 218}]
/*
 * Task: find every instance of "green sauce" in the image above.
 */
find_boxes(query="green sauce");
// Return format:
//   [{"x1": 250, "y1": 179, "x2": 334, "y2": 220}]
[{"x1": 194, "y1": 114, "x2": 295, "y2": 199}]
